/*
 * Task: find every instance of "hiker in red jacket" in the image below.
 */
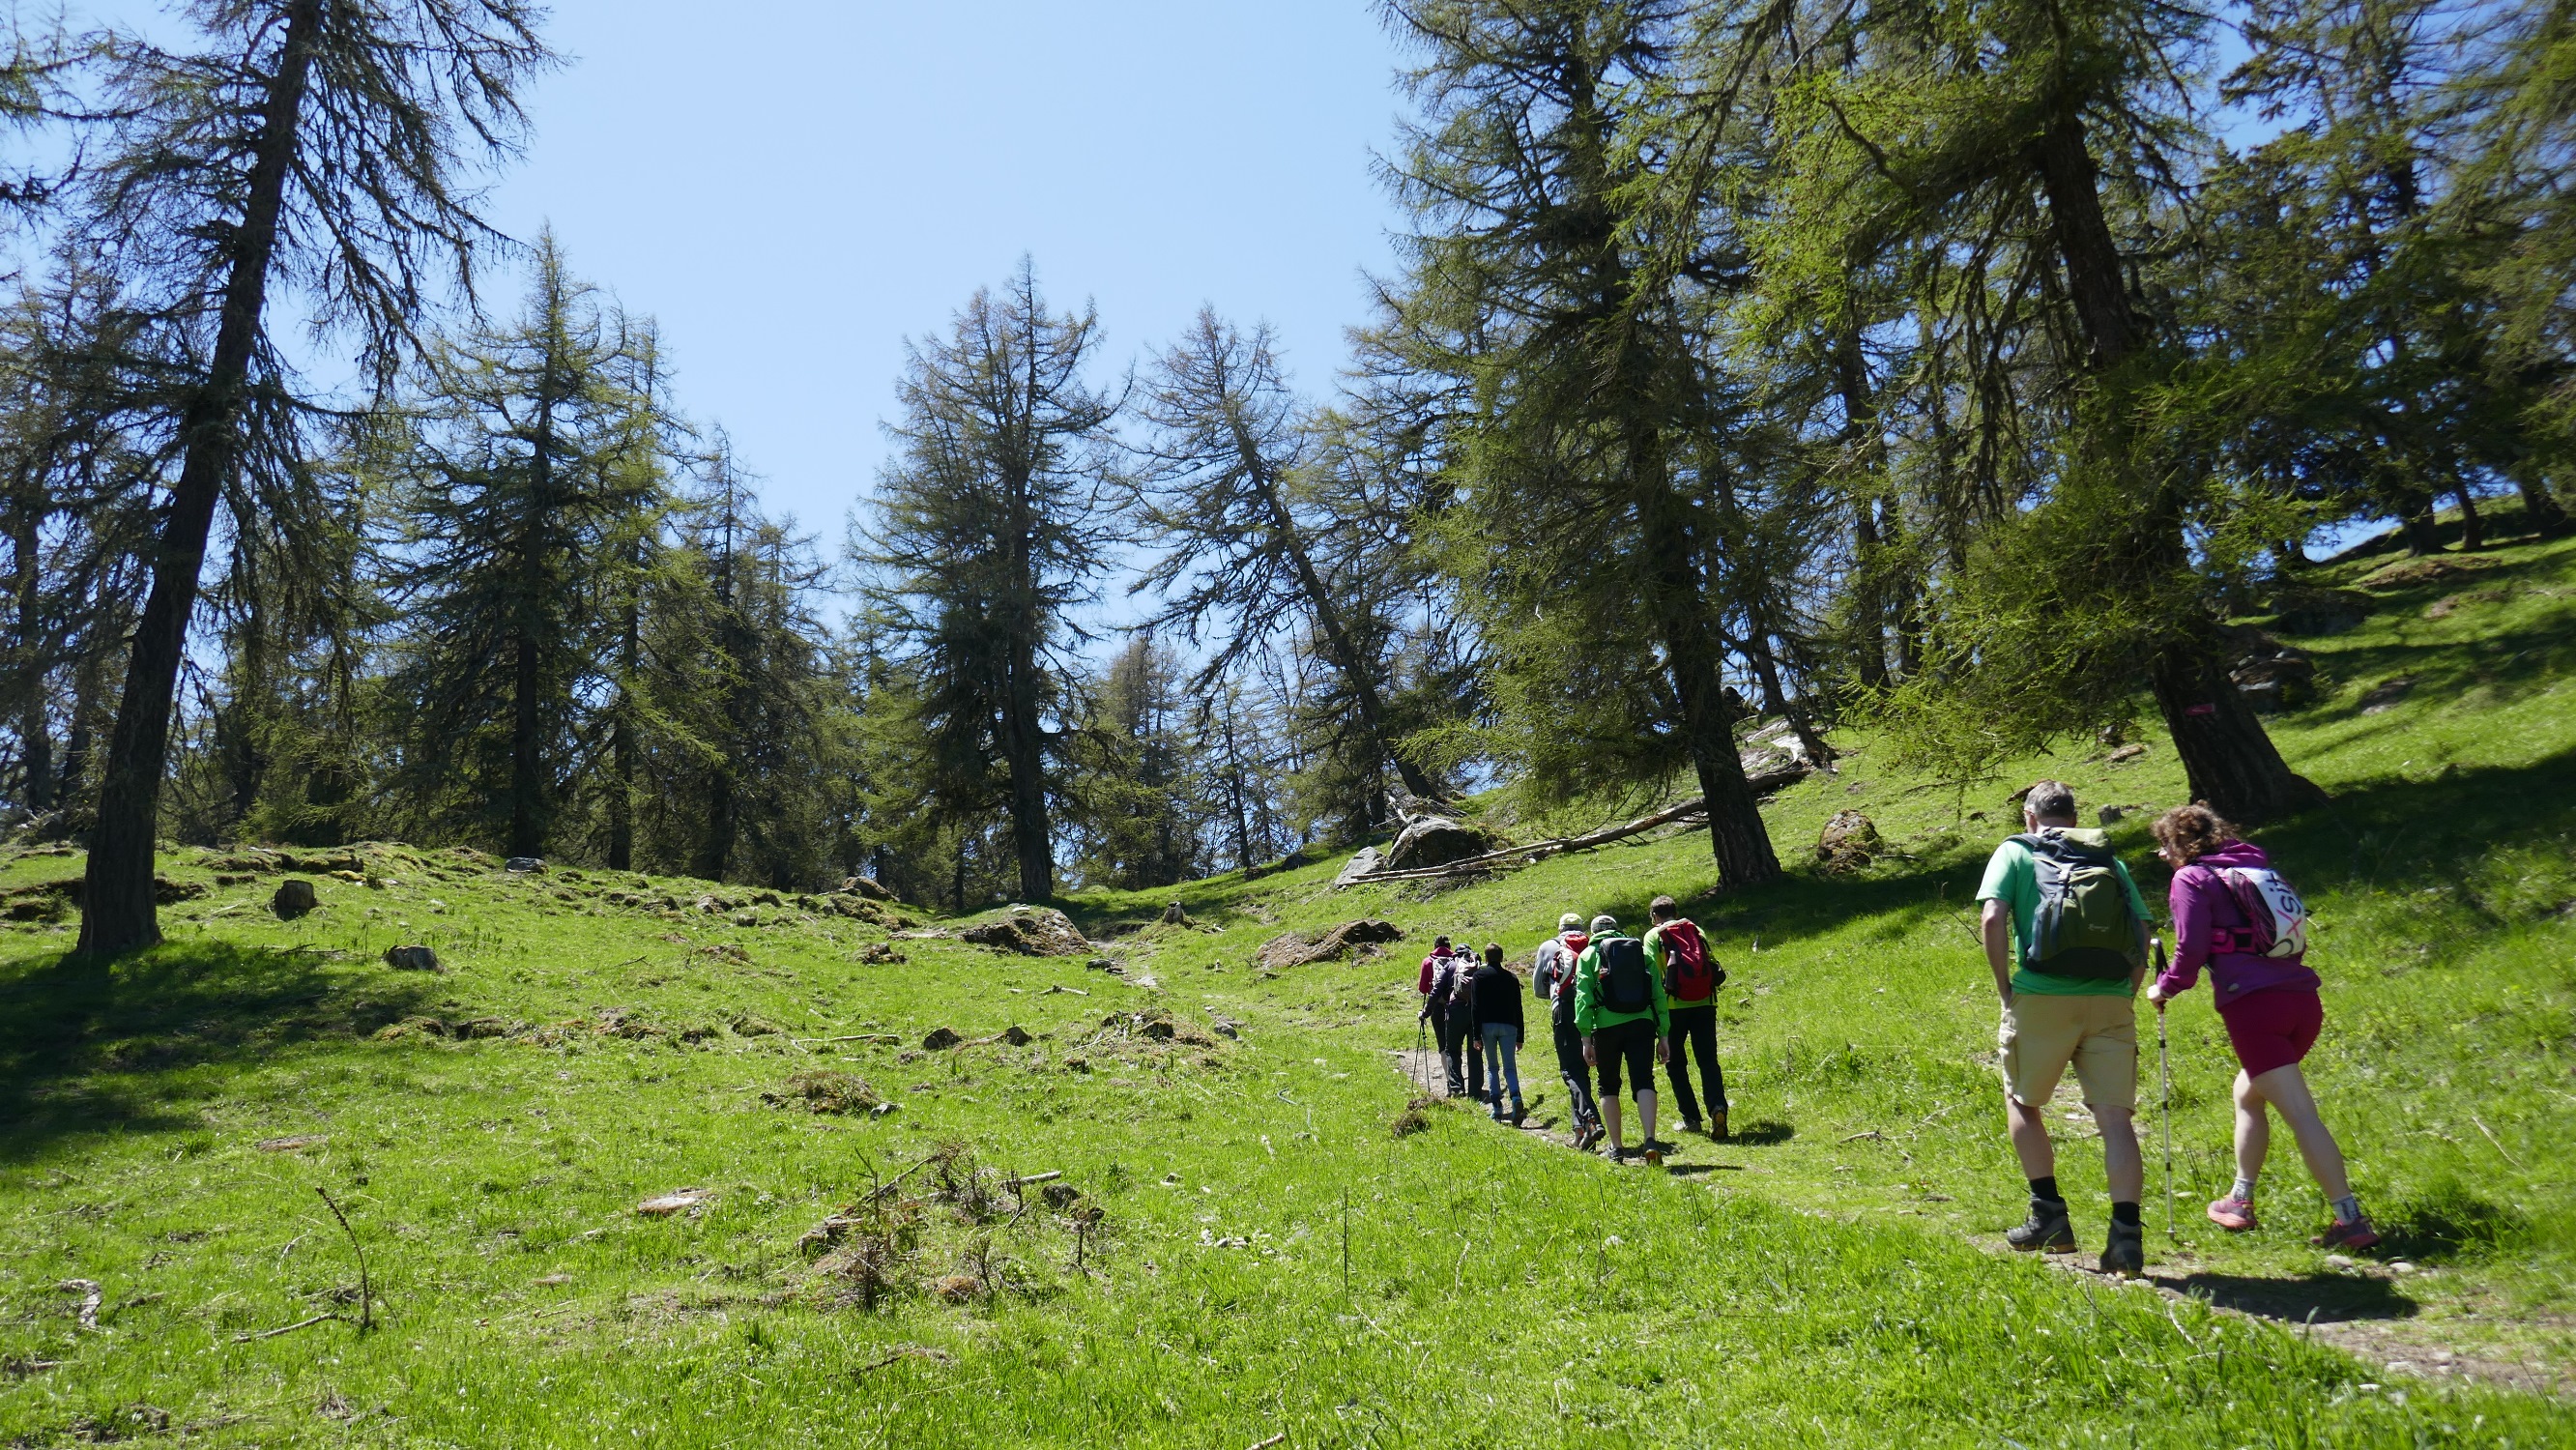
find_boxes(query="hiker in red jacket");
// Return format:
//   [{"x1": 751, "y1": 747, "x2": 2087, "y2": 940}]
[
  {"x1": 1646, "y1": 895, "x2": 1728, "y2": 1141},
  {"x1": 2145, "y1": 805, "x2": 2378, "y2": 1251}
]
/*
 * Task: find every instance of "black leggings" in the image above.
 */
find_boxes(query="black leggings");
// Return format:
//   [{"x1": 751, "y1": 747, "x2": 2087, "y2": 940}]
[
  {"x1": 1664, "y1": 1002, "x2": 1728, "y2": 1122},
  {"x1": 1552, "y1": 1018, "x2": 1599, "y2": 1130}
]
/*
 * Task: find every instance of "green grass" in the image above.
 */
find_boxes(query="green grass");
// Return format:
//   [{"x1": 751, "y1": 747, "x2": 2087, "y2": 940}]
[{"x1": 2, "y1": 538, "x2": 2572, "y2": 1445}]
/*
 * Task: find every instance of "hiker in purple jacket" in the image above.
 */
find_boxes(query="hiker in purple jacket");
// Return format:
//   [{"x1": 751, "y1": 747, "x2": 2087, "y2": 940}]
[{"x1": 2144, "y1": 805, "x2": 2379, "y2": 1251}]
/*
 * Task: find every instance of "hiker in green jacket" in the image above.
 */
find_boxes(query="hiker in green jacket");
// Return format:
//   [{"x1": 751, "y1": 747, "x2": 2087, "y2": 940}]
[
  {"x1": 1978, "y1": 779, "x2": 2155, "y2": 1277},
  {"x1": 1574, "y1": 913, "x2": 1670, "y2": 1166}
]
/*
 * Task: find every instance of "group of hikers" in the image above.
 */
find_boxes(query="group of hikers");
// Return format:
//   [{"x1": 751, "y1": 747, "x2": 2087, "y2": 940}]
[
  {"x1": 1415, "y1": 779, "x2": 2377, "y2": 1277},
  {"x1": 1417, "y1": 892, "x2": 1729, "y2": 1165}
]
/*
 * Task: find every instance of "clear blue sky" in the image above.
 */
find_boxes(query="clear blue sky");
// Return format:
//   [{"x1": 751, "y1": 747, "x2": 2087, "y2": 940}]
[{"x1": 478, "y1": 1, "x2": 1412, "y2": 541}]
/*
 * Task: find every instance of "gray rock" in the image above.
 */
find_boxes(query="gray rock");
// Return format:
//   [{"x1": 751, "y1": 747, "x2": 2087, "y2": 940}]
[
  {"x1": 1333, "y1": 847, "x2": 1385, "y2": 888},
  {"x1": 1815, "y1": 810, "x2": 1880, "y2": 873},
  {"x1": 382, "y1": 943, "x2": 442, "y2": 972},
  {"x1": 505, "y1": 856, "x2": 547, "y2": 874},
  {"x1": 272, "y1": 879, "x2": 318, "y2": 919},
  {"x1": 1382, "y1": 814, "x2": 1496, "y2": 872},
  {"x1": 960, "y1": 907, "x2": 1091, "y2": 957},
  {"x1": 839, "y1": 875, "x2": 894, "y2": 901}
]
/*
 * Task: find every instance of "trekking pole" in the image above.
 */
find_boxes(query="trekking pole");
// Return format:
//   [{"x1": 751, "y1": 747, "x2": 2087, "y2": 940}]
[{"x1": 2154, "y1": 938, "x2": 2176, "y2": 1242}]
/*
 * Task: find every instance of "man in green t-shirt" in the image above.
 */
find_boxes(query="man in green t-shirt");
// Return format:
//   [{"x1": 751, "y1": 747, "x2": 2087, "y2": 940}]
[{"x1": 1978, "y1": 779, "x2": 2154, "y2": 1276}]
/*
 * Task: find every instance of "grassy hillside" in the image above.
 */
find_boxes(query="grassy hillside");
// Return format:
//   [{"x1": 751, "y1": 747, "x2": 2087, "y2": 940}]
[{"x1": 2, "y1": 536, "x2": 2571, "y2": 1446}]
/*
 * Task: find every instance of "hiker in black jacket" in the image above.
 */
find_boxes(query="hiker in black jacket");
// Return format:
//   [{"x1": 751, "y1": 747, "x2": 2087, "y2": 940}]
[{"x1": 1470, "y1": 942, "x2": 1526, "y2": 1124}]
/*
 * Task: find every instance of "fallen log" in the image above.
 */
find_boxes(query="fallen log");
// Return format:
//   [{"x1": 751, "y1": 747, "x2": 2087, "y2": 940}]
[{"x1": 1350, "y1": 765, "x2": 1813, "y2": 884}]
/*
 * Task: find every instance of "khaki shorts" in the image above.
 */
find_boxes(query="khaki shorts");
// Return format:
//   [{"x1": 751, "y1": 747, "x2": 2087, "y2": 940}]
[{"x1": 1999, "y1": 994, "x2": 2137, "y2": 1109}]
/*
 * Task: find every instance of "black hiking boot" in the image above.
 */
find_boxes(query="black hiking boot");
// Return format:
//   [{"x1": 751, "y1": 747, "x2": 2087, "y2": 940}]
[
  {"x1": 2006, "y1": 1197, "x2": 2076, "y2": 1254},
  {"x1": 2100, "y1": 1219, "x2": 2145, "y2": 1278},
  {"x1": 1709, "y1": 1110, "x2": 1728, "y2": 1141},
  {"x1": 1678, "y1": 1119, "x2": 1701, "y2": 1139}
]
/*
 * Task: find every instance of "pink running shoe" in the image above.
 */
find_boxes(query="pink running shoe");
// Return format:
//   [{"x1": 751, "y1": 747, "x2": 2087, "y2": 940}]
[
  {"x1": 2206, "y1": 1196, "x2": 2259, "y2": 1232},
  {"x1": 2312, "y1": 1215, "x2": 2383, "y2": 1252}
]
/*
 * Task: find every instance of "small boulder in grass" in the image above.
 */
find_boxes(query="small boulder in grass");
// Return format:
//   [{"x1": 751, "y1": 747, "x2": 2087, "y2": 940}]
[
  {"x1": 920, "y1": 1027, "x2": 962, "y2": 1051},
  {"x1": 636, "y1": 1188, "x2": 713, "y2": 1218},
  {"x1": 383, "y1": 943, "x2": 441, "y2": 972},
  {"x1": 272, "y1": 879, "x2": 319, "y2": 918}
]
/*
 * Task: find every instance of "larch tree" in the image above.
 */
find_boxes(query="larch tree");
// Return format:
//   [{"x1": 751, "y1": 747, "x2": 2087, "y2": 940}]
[
  {"x1": 1713, "y1": 0, "x2": 2333, "y2": 823},
  {"x1": 1379, "y1": 0, "x2": 1785, "y2": 888},
  {"x1": 1127, "y1": 308, "x2": 1447, "y2": 804},
  {"x1": 72, "y1": 0, "x2": 551, "y2": 959},
  {"x1": 386, "y1": 234, "x2": 649, "y2": 857},
  {"x1": 863, "y1": 262, "x2": 1121, "y2": 904}
]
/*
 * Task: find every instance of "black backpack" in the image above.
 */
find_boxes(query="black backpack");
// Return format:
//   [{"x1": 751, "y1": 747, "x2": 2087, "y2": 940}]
[{"x1": 1595, "y1": 937, "x2": 1653, "y2": 1014}]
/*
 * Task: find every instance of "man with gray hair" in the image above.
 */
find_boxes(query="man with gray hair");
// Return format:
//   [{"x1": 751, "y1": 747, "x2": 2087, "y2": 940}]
[{"x1": 1978, "y1": 778, "x2": 2155, "y2": 1276}]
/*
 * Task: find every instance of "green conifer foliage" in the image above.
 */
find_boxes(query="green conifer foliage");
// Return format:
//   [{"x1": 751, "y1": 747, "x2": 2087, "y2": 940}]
[
  {"x1": 863, "y1": 262, "x2": 1121, "y2": 904},
  {"x1": 385, "y1": 236, "x2": 651, "y2": 857}
]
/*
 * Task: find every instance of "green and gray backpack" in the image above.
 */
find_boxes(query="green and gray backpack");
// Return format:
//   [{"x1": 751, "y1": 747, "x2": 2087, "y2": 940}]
[{"x1": 2012, "y1": 828, "x2": 2147, "y2": 980}]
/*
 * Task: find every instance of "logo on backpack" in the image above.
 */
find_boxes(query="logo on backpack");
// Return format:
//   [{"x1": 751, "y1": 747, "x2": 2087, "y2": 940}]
[
  {"x1": 2013, "y1": 829, "x2": 2147, "y2": 980},
  {"x1": 1596, "y1": 937, "x2": 1654, "y2": 1013},
  {"x1": 2216, "y1": 866, "x2": 2311, "y2": 959},
  {"x1": 1656, "y1": 919, "x2": 1723, "y2": 1000}
]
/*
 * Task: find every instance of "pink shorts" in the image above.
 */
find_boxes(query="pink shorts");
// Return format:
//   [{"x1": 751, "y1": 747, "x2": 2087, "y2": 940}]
[{"x1": 2218, "y1": 989, "x2": 2323, "y2": 1078}]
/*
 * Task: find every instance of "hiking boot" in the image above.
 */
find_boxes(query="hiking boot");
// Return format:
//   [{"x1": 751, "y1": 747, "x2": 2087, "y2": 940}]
[
  {"x1": 2206, "y1": 1195, "x2": 2258, "y2": 1232},
  {"x1": 1709, "y1": 1111, "x2": 1729, "y2": 1142},
  {"x1": 1678, "y1": 1119, "x2": 1701, "y2": 1138},
  {"x1": 1606, "y1": 1146, "x2": 1630, "y2": 1166},
  {"x1": 1642, "y1": 1146, "x2": 1664, "y2": 1167},
  {"x1": 1509, "y1": 1103, "x2": 1527, "y2": 1127},
  {"x1": 2006, "y1": 1197, "x2": 2076, "y2": 1254},
  {"x1": 2100, "y1": 1219, "x2": 2145, "y2": 1278},
  {"x1": 2312, "y1": 1214, "x2": 2383, "y2": 1252}
]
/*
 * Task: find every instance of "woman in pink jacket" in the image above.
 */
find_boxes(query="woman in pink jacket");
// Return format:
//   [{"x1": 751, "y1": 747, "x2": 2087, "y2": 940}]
[{"x1": 2144, "y1": 805, "x2": 2379, "y2": 1250}]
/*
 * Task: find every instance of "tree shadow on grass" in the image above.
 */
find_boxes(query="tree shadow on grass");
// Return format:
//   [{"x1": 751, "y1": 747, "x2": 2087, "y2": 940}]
[
  {"x1": 1590, "y1": 743, "x2": 2576, "y2": 962},
  {"x1": 2148, "y1": 1269, "x2": 2419, "y2": 1325},
  {"x1": 0, "y1": 942, "x2": 433, "y2": 1166}
]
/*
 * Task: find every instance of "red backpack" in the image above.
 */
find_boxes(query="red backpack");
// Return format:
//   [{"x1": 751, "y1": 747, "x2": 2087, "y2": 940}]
[{"x1": 1657, "y1": 919, "x2": 1721, "y2": 1000}]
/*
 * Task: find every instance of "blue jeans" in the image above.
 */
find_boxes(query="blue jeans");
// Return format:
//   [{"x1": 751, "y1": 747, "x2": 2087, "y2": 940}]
[{"x1": 1481, "y1": 1024, "x2": 1521, "y2": 1116}]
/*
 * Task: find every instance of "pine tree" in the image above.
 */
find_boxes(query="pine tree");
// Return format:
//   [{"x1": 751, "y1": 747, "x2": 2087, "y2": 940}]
[
  {"x1": 386, "y1": 235, "x2": 649, "y2": 857},
  {"x1": 1128, "y1": 309, "x2": 1446, "y2": 804},
  {"x1": 863, "y1": 262, "x2": 1120, "y2": 903},
  {"x1": 72, "y1": 0, "x2": 552, "y2": 957},
  {"x1": 1378, "y1": 0, "x2": 1785, "y2": 887},
  {"x1": 1713, "y1": 0, "x2": 2333, "y2": 822}
]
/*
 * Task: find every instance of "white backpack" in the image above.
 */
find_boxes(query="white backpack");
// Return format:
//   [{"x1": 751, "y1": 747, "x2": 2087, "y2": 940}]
[{"x1": 2217, "y1": 866, "x2": 2311, "y2": 959}]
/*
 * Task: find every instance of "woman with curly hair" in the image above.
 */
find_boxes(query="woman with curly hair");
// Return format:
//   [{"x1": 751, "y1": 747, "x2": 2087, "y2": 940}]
[{"x1": 2145, "y1": 805, "x2": 2379, "y2": 1250}]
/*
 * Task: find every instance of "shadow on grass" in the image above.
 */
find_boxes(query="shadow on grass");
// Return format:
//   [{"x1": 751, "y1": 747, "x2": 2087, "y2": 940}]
[
  {"x1": 1594, "y1": 740, "x2": 2576, "y2": 962},
  {"x1": 0, "y1": 942, "x2": 433, "y2": 1165},
  {"x1": 2149, "y1": 1269, "x2": 2419, "y2": 1325},
  {"x1": 1725, "y1": 1120, "x2": 1798, "y2": 1146}
]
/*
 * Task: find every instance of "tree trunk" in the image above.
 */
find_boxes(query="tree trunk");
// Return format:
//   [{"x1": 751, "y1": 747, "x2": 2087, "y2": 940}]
[
  {"x1": 1648, "y1": 450, "x2": 1779, "y2": 889},
  {"x1": 2455, "y1": 483, "x2": 2484, "y2": 552},
  {"x1": 78, "y1": 0, "x2": 325, "y2": 960},
  {"x1": 1754, "y1": 631, "x2": 1836, "y2": 768},
  {"x1": 2514, "y1": 470, "x2": 2571, "y2": 538},
  {"x1": 1834, "y1": 328, "x2": 1891, "y2": 688},
  {"x1": 8, "y1": 491, "x2": 47, "y2": 810},
  {"x1": 606, "y1": 585, "x2": 637, "y2": 872},
  {"x1": 2395, "y1": 487, "x2": 2443, "y2": 556},
  {"x1": 2029, "y1": 95, "x2": 2326, "y2": 824},
  {"x1": 1000, "y1": 629, "x2": 1053, "y2": 902},
  {"x1": 1240, "y1": 438, "x2": 1440, "y2": 803},
  {"x1": 2150, "y1": 643, "x2": 2330, "y2": 825}
]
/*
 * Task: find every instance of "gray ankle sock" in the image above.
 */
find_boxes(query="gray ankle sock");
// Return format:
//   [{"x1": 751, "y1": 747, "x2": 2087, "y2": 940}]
[
  {"x1": 2330, "y1": 1193, "x2": 2362, "y2": 1224},
  {"x1": 2231, "y1": 1175, "x2": 2257, "y2": 1202}
]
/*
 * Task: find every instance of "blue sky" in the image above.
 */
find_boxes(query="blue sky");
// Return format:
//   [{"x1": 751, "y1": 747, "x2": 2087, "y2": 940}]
[{"x1": 476, "y1": 1, "x2": 1412, "y2": 543}]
